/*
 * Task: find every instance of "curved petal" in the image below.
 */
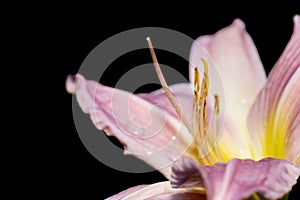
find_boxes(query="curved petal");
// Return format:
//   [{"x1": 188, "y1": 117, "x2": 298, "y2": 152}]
[
  {"x1": 145, "y1": 191, "x2": 205, "y2": 200},
  {"x1": 247, "y1": 15, "x2": 300, "y2": 162},
  {"x1": 66, "y1": 74, "x2": 198, "y2": 179},
  {"x1": 137, "y1": 83, "x2": 194, "y2": 122},
  {"x1": 189, "y1": 19, "x2": 266, "y2": 160},
  {"x1": 105, "y1": 185, "x2": 148, "y2": 200},
  {"x1": 171, "y1": 157, "x2": 300, "y2": 200},
  {"x1": 106, "y1": 181, "x2": 206, "y2": 200}
]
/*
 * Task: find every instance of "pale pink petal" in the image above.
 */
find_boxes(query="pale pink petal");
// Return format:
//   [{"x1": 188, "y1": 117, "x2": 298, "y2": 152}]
[
  {"x1": 106, "y1": 181, "x2": 205, "y2": 200},
  {"x1": 171, "y1": 157, "x2": 300, "y2": 200},
  {"x1": 145, "y1": 191, "x2": 206, "y2": 200},
  {"x1": 248, "y1": 15, "x2": 300, "y2": 162},
  {"x1": 105, "y1": 185, "x2": 148, "y2": 200},
  {"x1": 66, "y1": 74, "x2": 197, "y2": 179},
  {"x1": 189, "y1": 19, "x2": 266, "y2": 159},
  {"x1": 137, "y1": 83, "x2": 194, "y2": 123}
]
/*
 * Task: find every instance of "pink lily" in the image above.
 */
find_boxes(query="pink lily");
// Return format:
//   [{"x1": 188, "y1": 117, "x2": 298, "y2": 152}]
[{"x1": 66, "y1": 16, "x2": 300, "y2": 200}]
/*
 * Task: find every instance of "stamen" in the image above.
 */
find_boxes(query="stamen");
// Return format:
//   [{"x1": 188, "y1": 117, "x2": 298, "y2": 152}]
[
  {"x1": 193, "y1": 66, "x2": 202, "y2": 151},
  {"x1": 198, "y1": 58, "x2": 210, "y2": 139},
  {"x1": 199, "y1": 58, "x2": 209, "y2": 122},
  {"x1": 201, "y1": 58, "x2": 209, "y2": 98},
  {"x1": 194, "y1": 67, "x2": 201, "y2": 95},
  {"x1": 146, "y1": 37, "x2": 193, "y2": 133},
  {"x1": 203, "y1": 100, "x2": 207, "y2": 120},
  {"x1": 193, "y1": 67, "x2": 201, "y2": 135},
  {"x1": 212, "y1": 93, "x2": 222, "y2": 161},
  {"x1": 192, "y1": 58, "x2": 223, "y2": 164},
  {"x1": 193, "y1": 59, "x2": 210, "y2": 159}
]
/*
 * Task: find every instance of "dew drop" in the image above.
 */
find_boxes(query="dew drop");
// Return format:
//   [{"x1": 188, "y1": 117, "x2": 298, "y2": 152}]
[
  {"x1": 241, "y1": 98, "x2": 247, "y2": 104},
  {"x1": 239, "y1": 149, "x2": 244, "y2": 155}
]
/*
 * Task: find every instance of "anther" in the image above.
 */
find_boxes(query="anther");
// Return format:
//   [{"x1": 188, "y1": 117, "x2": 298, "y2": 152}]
[
  {"x1": 201, "y1": 58, "x2": 209, "y2": 98},
  {"x1": 214, "y1": 94, "x2": 220, "y2": 116}
]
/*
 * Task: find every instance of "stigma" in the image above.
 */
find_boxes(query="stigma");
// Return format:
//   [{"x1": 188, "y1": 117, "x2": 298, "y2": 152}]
[{"x1": 146, "y1": 37, "x2": 222, "y2": 164}]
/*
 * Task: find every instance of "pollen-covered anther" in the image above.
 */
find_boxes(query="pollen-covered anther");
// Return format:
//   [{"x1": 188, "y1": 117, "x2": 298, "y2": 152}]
[
  {"x1": 192, "y1": 59, "x2": 211, "y2": 152},
  {"x1": 194, "y1": 67, "x2": 201, "y2": 96},
  {"x1": 201, "y1": 58, "x2": 209, "y2": 98},
  {"x1": 214, "y1": 94, "x2": 220, "y2": 116},
  {"x1": 192, "y1": 58, "x2": 223, "y2": 164},
  {"x1": 193, "y1": 67, "x2": 201, "y2": 125}
]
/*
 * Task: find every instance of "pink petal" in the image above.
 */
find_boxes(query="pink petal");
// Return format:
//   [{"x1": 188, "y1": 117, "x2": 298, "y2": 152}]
[
  {"x1": 171, "y1": 157, "x2": 300, "y2": 200},
  {"x1": 247, "y1": 15, "x2": 300, "y2": 162},
  {"x1": 145, "y1": 192, "x2": 205, "y2": 200},
  {"x1": 137, "y1": 83, "x2": 194, "y2": 123},
  {"x1": 66, "y1": 74, "x2": 197, "y2": 179},
  {"x1": 106, "y1": 181, "x2": 206, "y2": 200},
  {"x1": 189, "y1": 19, "x2": 266, "y2": 159},
  {"x1": 105, "y1": 185, "x2": 148, "y2": 200}
]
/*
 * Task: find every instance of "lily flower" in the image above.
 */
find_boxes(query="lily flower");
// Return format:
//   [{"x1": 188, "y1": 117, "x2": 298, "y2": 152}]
[{"x1": 66, "y1": 16, "x2": 300, "y2": 200}]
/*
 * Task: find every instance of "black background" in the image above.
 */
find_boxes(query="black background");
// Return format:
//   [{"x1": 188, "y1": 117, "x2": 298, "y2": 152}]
[{"x1": 46, "y1": 2, "x2": 300, "y2": 199}]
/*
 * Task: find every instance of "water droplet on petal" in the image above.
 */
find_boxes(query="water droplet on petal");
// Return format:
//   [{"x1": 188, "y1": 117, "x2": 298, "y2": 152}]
[
  {"x1": 239, "y1": 149, "x2": 244, "y2": 155},
  {"x1": 241, "y1": 98, "x2": 247, "y2": 104},
  {"x1": 133, "y1": 130, "x2": 139, "y2": 135}
]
